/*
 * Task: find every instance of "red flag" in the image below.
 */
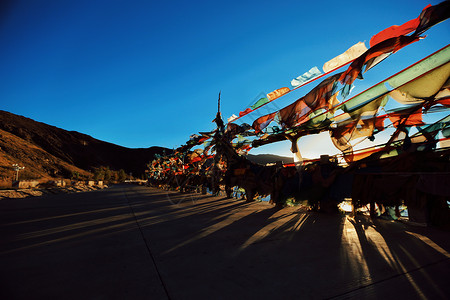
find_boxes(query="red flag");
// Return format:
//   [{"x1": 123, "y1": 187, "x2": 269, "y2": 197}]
[
  {"x1": 252, "y1": 112, "x2": 277, "y2": 133},
  {"x1": 279, "y1": 98, "x2": 310, "y2": 129},
  {"x1": 239, "y1": 107, "x2": 252, "y2": 117},
  {"x1": 414, "y1": 1, "x2": 450, "y2": 35},
  {"x1": 370, "y1": 4, "x2": 431, "y2": 47},
  {"x1": 388, "y1": 107, "x2": 424, "y2": 127},
  {"x1": 340, "y1": 35, "x2": 420, "y2": 94},
  {"x1": 303, "y1": 73, "x2": 341, "y2": 110}
]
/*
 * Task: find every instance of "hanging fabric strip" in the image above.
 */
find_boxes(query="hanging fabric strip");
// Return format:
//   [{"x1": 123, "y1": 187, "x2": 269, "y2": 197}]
[
  {"x1": 252, "y1": 112, "x2": 278, "y2": 133},
  {"x1": 337, "y1": 44, "x2": 450, "y2": 113},
  {"x1": 267, "y1": 87, "x2": 290, "y2": 101},
  {"x1": 303, "y1": 73, "x2": 342, "y2": 110},
  {"x1": 323, "y1": 42, "x2": 368, "y2": 73},
  {"x1": 291, "y1": 66, "x2": 322, "y2": 87},
  {"x1": 339, "y1": 35, "x2": 421, "y2": 97},
  {"x1": 227, "y1": 114, "x2": 238, "y2": 123},
  {"x1": 239, "y1": 107, "x2": 252, "y2": 117},
  {"x1": 279, "y1": 98, "x2": 310, "y2": 129},
  {"x1": 370, "y1": 4, "x2": 431, "y2": 47},
  {"x1": 250, "y1": 97, "x2": 269, "y2": 110},
  {"x1": 388, "y1": 107, "x2": 425, "y2": 128},
  {"x1": 388, "y1": 62, "x2": 450, "y2": 105},
  {"x1": 413, "y1": 1, "x2": 450, "y2": 35}
]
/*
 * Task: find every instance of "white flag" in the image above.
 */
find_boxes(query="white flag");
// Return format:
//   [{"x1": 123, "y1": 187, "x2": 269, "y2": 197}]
[
  {"x1": 291, "y1": 66, "x2": 322, "y2": 87},
  {"x1": 323, "y1": 42, "x2": 368, "y2": 73}
]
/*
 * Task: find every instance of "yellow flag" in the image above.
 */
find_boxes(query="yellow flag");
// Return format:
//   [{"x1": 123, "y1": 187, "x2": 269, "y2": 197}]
[{"x1": 323, "y1": 42, "x2": 367, "y2": 73}]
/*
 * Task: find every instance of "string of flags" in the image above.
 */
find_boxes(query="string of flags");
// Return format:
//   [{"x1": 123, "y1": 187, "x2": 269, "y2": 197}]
[{"x1": 158, "y1": 1, "x2": 450, "y2": 169}]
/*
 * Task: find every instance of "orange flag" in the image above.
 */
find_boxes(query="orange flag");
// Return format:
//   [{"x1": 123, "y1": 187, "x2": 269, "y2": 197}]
[{"x1": 267, "y1": 87, "x2": 290, "y2": 101}]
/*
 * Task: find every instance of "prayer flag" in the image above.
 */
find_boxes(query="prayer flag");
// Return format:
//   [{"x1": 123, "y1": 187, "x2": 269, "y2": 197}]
[
  {"x1": 252, "y1": 112, "x2": 277, "y2": 133},
  {"x1": 388, "y1": 62, "x2": 450, "y2": 105},
  {"x1": 388, "y1": 107, "x2": 424, "y2": 127},
  {"x1": 267, "y1": 87, "x2": 290, "y2": 101},
  {"x1": 370, "y1": 5, "x2": 431, "y2": 47},
  {"x1": 323, "y1": 42, "x2": 368, "y2": 73},
  {"x1": 250, "y1": 97, "x2": 269, "y2": 110},
  {"x1": 227, "y1": 114, "x2": 238, "y2": 123},
  {"x1": 413, "y1": 1, "x2": 450, "y2": 35},
  {"x1": 303, "y1": 73, "x2": 341, "y2": 110},
  {"x1": 339, "y1": 35, "x2": 421, "y2": 97},
  {"x1": 279, "y1": 98, "x2": 310, "y2": 129},
  {"x1": 239, "y1": 108, "x2": 252, "y2": 117},
  {"x1": 291, "y1": 66, "x2": 322, "y2": 87}
]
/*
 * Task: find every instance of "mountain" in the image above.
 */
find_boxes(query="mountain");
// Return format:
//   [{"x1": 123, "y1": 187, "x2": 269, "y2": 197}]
[
  {"x1": 247, "y1": 153, "x2": 294, "y2": 165},
  {"x1": 0, "y1": 128, "x2": 92, "y2": 183},
  {"x1": 0, "y1": 110, "x2": 294, "y2": 185},
  {"x1": 0, "y1": 110, "x2": 171, "y2": 181}
]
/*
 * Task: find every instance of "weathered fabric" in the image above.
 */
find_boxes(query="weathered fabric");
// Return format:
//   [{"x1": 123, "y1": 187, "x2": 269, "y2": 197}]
[
  {"x1": 279, "y1": 98, "x2": 310, "y2": 129},
  {"x1": 330, "y1": 93, "x2": 387, "y2": 158},
  {"x1": 323, "y1": 42, "x2": 368, "y2": 73},
  {"x1": 388, "y1": 107, "x2": 424, "y2": 127},
  {"x1": 250, "y1": 97, "x2": 269, "y2": 110},
  {"x1": 330, "y1": 115, "x2": 386, "y2": 162},
  {"x1": 304, "y1": 73, "x2": 341, "y2": 110},
  {"x1": 225, "y1": 122, "x2": 245, "y2": 139},
  {"x1": 389, "y1": 62, "x2": 450, "y2": 105},
  {"x1": 291, "y1": 66, "x2": 322, "y2": 87},
  {"x1": 370, "y1": 4, "x2": 431, "y2": 47},
  {"x1": 269, "y1": 74, "x2": 342, "y2": 130},
  {"x1": 267, "y1": 87, "x2": 290, "y2": 101},
  {"x1": 227, "y1": 114, "x2": 238, "y2": 123},
  {"x1": 413, "y1": 1, "x2": 450, "y2": 35},
  {"x1": 252, "y1": 112, "x2": 278, "y2": 133},
  {"x1": 339, "y1": 35, "x2": 421, "y2": 97},
  {"x1": 328, "y1": 91, "x2": 340, "y2": 113},
  {"x1": 239, "y1": 107, "x2": 252, "y2": 117},
  {"x1": 338, "y1": 45, "x2": 450, "y2": 114},
  {"x1": 348, "y1": 94, "x2": 389, "y2": 120}
]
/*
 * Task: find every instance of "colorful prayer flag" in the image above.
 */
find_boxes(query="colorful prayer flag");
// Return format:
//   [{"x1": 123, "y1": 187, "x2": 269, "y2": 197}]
[
  {"x1": 250, "y1": 97, "x2": 269, "y2": 110},
  {"x1": 227, "y1": 114, "x2": 238, "y2": 123},
  {"x1": 370, "y1": 5, "x2": 431, "y2": 47},
  {"x1": 252, "y1": 112, "x2": 277, "y2": 133},
  {"x1": 279, "y1": 98, "x2": 310, "y2": 129},
  {"x1": 323, "y1": 42, "x2": 368, "y2": 73},
  {"x1": 388, "y1": 62, "x2": 450, "y2": 105},
  {"x1": 388, "y1": 107, "x2": 425, "y2": 127},
  {"x1": 413, "y1": 1, "x2": 450, "y2": 36},
  {"x1": 267, "y1": 87, "x2": 290, "y2": 101},
  {"x1": 239, "y1": 108, "x2": 252, "y2": 117},
  {"x1": 303, "y1": 73, "x2": 341, "y2": 110},
  {"x1": 339, "y1": 35, "x2": 421, "y2": 97},
  {"x1": 291, "y1": 67, "x2": 322, "y2": 87}
]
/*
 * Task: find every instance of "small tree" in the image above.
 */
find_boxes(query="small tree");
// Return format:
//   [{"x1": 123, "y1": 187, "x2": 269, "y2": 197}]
[
  {"x1": 72, "y1": 171, "x2": 80, "y2": 181},
  {"x1": 118, "y1": 169, "x2": 127, "y2": 182},
  {"x1": 93, "y1": 168, "x2": 105, "y2": 181},
  {"x1": 110, "y1": 170, "x2": 118, "y2": 182},
  {"x1": 104, "y1": 167, "x2": 111, "y2": 182}
]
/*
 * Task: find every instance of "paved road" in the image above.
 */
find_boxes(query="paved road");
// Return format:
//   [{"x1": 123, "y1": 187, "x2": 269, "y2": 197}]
[{"x1": 1, "y1": 184, "x2": 449, "y2": 299}]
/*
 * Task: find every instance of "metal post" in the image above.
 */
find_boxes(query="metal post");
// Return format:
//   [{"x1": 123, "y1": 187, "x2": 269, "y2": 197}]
[{"x1": 12, "y1": 164, "x2": 25, "y2": 182}]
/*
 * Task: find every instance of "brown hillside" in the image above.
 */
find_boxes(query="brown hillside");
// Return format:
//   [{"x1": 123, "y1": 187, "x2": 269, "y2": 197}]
[
  {"x1": 0, "y1": 110, "x2": 172, "y2": 179},
  {"x1": 0, "y1": 128, "x2": 91, "y2": 184}
]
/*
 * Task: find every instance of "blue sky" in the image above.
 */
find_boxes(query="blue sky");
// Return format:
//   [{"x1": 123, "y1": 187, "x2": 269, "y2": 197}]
[{"x1": 1, "y1": 0, "x2": 448, "y2": 158}]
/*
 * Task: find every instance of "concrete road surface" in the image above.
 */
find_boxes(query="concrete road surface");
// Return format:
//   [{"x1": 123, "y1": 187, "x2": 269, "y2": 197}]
[{"x1": 1, "y1": 184, "x2": 449, "y2": 299}]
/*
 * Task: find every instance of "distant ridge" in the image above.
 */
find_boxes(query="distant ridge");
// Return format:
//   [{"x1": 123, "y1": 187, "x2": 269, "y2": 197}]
[
  {"x1": 0, "y1": 110, "x2": 172, "y2": 179},
  {"x1": 0, "y1": 110, "x2": 295, "y2": 182},
  {"x1": 246, "y1": 153, "x2": 293, "y2": 165}
]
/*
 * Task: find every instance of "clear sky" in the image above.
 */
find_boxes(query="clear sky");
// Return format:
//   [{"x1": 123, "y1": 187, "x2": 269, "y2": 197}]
[{"x1": 1, "y1": 0, "x2": 448, "y2": 158}]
